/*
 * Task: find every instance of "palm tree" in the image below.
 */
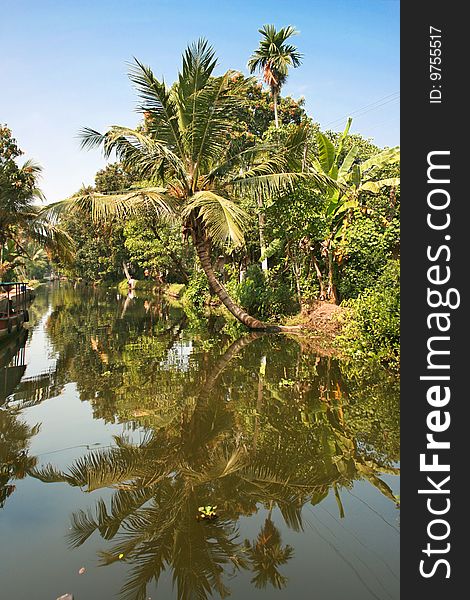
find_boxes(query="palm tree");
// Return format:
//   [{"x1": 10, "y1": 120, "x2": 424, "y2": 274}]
[
  {"x1": 0, "y1": 158, "x2": 73, "y2": 278},
  {"x1": 248, "y1": 25, "x2": 302, "y2": 129},
  {"x1": 44, "y1": 40, "x2": 329, "y2": 330},
  {"x1": 248, "y1": 26, "x2": 302, "y2": 272}
]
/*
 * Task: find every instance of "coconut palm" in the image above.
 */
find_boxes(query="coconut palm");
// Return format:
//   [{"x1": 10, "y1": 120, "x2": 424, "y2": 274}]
[
  {"x1": 0, "y1": 158, "x2": 73, "y2": 278},
  {"x1": 248, "y1": 25, "x2": 302, "y2": 128},
  {"x1": 248, "y1": 26, "x2": 302, "y2": 272},
  {"x1": 43, "y1": 40, "x2": 329, "y2": 330}
]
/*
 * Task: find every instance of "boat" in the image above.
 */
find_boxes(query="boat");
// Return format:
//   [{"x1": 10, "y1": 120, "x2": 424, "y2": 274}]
[
  {"x1": 0, "y1": 328, "x2": 28, "y2": 406},
  {"x1": 0, "y1": 282, "x2": 30, "y2": 340}
]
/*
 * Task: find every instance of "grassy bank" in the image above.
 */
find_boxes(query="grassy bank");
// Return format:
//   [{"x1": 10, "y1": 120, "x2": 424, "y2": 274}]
[{"x1": 117, "y1": 279, "x2": 186, "y2": 299}]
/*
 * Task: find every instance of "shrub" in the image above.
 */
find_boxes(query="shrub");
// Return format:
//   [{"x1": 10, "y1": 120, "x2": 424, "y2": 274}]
[
  {"x1": 337, "y1": 215, "x2": 400, "y2": 299},
  {"x1": 337, "y1": 260, "x2": 400, "y2": 369},
  {"x1": 226, "y1": 264, "x2": 297, "y2": 320},
  {"x1": 184, "y1": 270, "x2": 210, "y2": 312}
]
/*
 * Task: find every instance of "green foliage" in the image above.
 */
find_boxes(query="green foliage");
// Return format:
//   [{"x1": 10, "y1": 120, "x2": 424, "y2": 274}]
[
  {"x1": 227, "y1": 264, "x2": 297, "y2": 319},
  {"x1": 337, "y1": 260, "x2": 400, "y2": 369},
  {"x1": 56, "y1": 209, "x2": 127, "y2": 281},
  {"x1": 94, "y1": 162, "x2": 136, "y2": 192},
  {"x1": 123, "y1": 216, "x2": 192, "y2": 282},
  {"x1": 231, "y1": 79, "x2": 306, "y2": 140},
  {"x1": 337, "y1": 212, "x2": 400, "y2": 298},
  {"x1": 184, "y1": 270, "x2": 211, "y2": 311},
  {"x1": 1, "y1": 125, "x2": 72, "y2": 278}
]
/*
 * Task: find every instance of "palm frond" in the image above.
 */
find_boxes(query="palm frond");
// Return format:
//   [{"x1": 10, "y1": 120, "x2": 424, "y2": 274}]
[
  {"x1": 183, "y1": 191, "x2": 248, "y2": 248},
  {"x1": 39, "y1": 187, "x2": 177, "y2": 224},
  {"x1": 190, "y1": 73, "x2": 251, "y2": 174},
  {"x1": 128, "y1": 59, "x2": 186, "y2": 160},
  {"x1": 26, "y1": 217, "x2": 75, "y2": 263},
  {"x1": 80, "y1": 126, "x2": 187, "y2": 184},
  {"x1": 177, "y1": 38, "x2": 218, "y2": 135},
  {"x1": 360, "y1": 177, "x2": 400, "y2": 193},
  {"x1": 29, "y1": 463, "x2": 65, "y2": 483}
]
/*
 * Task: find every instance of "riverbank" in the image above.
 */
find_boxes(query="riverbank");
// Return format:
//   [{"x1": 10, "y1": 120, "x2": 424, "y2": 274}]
[{"x1": 117, "y1": 280, "x2": 343, "y2": 333}]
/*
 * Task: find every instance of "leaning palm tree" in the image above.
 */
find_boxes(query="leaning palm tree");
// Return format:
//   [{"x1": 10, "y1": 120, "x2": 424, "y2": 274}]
[
  {"x1": 44, "y1": 40, "x2": 329, "y2": 330},
  {"x1": 248, "y1": 25, "x2": 302, "y2": 128}
]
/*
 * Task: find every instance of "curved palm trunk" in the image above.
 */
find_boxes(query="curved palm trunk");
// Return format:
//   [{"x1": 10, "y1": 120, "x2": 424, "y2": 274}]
[{"x1": 194, "y1": 235, "x2": 267, "y2": 329}]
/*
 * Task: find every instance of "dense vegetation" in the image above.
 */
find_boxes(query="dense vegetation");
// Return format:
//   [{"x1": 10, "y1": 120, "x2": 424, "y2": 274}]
[
  {"x1": 2, "y1": 26, "x2": 400, "y2": 367},
  {"x1": 0, "y1": 126, "x2": 72, "y2": 281}
]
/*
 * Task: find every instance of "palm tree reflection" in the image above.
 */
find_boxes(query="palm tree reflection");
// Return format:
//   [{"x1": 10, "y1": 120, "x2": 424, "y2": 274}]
[
  {"x1": 245, "y1": 515, "x2": 293, "y2": 590},
  {"x1": 32, "y1": 328, "x2": 399, "y2": 600}
]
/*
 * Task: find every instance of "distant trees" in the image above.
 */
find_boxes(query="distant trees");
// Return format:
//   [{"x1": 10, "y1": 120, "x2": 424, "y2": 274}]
[{"x1": 0, "y1": 125, "x2": 72, "y2": 279}]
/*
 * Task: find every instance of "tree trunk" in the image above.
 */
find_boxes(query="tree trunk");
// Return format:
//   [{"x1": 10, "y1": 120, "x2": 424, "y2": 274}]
[
  {"x1": 194, "y1": 235, "x2": 267, "y2": 329},
  {"x1": 253, "y1": 355, "x2": 266, "y2": 451},
  {"x1": 292, "y1": 260, "x2": 302, "y2": 306},
  {"x1": 311, "y1": 256, "x2": 326, "y2": 300},
  {"x1": 327, "y1": 250, "x2": 339, "y2": 304},
  {"x1": 258, "y1": 197, "x2": 268, "y2": 272},
  {"x1": 273, "y1": 90, "x2": 279, "y2": 129}
]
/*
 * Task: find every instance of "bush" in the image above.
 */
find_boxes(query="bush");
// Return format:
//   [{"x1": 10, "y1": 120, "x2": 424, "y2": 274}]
[
  {"x1": 337, "y1": 215, "x2": 400, "y2": 299},
  {"x1": 337, "y1": 260, "x2": 400, "y2": 369},
  {"x1": 226, "y1": 264, "x2": 297, "y2": 320},
  {"x1": 184, "y1": 270, "x2": 210, "y2": 312},
  {"x1": 166, "y1": 283, "x2": 186, "y2": 298}
]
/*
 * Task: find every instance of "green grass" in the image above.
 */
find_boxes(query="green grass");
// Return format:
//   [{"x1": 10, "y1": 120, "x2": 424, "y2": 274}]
[{"x1": 166, "y1": 283, "x2": 186, "y2": 298}]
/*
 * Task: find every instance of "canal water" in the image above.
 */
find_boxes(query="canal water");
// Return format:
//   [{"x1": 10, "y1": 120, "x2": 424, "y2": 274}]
[{"x1": 0, "y1": 284, "x2": 399, "y2": 600}]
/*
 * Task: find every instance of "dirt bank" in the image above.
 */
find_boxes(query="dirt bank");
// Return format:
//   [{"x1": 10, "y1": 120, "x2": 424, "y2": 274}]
[{"x1": 285, "y1": 301, "x2": 346, "y2": 356}]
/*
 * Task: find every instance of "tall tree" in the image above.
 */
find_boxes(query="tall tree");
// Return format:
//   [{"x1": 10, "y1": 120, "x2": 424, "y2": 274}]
[
  {"x1": 0, "y1": 125, "x2": 72, "y2": 278},
  {"x1": 44, "y1": 41, "x2": 329, "y2": 329},
  {"x1": 248, "y1": 25, "x2": 302, "y2": 271},
  {"x1": 248, "y1": 25, "x2": 302, "y2": 129}
]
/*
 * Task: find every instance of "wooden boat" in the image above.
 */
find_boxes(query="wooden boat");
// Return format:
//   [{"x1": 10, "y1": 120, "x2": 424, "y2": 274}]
[
  {"x1": 0, "y1": 282, "x2": 30, "y2": 340},
  {"x1": 0, "y1": 329, "x2": 28, "y2": 406}
]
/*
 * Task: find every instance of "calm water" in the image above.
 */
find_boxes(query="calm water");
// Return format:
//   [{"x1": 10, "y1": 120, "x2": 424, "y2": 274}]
[{"x1": 0, "y1": 284, "x2": 400, "y2": 600}]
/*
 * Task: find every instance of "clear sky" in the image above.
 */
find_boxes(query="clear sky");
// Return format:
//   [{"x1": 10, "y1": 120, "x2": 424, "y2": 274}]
[{"x1": 1, "y1": 0, "x2": 399, "y2": 203}]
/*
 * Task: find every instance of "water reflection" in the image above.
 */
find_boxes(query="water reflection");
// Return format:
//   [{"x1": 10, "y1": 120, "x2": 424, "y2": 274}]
[
  {"x1": 15, "y1": 285, "x2": 400, "y2": 600},
  {"x1": 0, "y1": 330, "x2": 40, "y2": 507},
  {"x1": 0, "y1": 285, "x2": 399, "y2": 599}
]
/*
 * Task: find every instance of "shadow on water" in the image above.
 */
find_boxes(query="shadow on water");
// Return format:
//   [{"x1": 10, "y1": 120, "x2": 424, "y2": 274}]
[{"x1": 1, "y1": 284, "x2": 400, "y2": 599}]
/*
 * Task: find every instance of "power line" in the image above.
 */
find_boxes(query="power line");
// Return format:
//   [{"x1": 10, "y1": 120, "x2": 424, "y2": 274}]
[
  {"x1": 322, "y1": 92, "x2": 400, "y2": 129},
  {"x1": 324, "y1": 92, "x2": 400, "y2": 126}
]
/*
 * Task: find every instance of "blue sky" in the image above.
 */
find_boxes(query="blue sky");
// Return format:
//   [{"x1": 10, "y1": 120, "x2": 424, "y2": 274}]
[{"x1": 1, "y1": 0, "x2": 399, "y2": 202}]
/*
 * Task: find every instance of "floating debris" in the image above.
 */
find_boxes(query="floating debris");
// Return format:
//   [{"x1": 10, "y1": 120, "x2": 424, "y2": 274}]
[
  {"x1": 78, "y1": 567, "x2": 86, "y2": 575},
  {"x1": 57, "y1": 595, "x2": 73, "y2": 600},
  {"x1": 196, "y1": 505, "x2": 218, "y2": 521}
]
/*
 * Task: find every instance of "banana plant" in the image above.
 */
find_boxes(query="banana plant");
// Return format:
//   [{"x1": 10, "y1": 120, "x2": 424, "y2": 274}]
[{"x1": 310, "y1": 118, "x2": 400, "y2": 303}]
